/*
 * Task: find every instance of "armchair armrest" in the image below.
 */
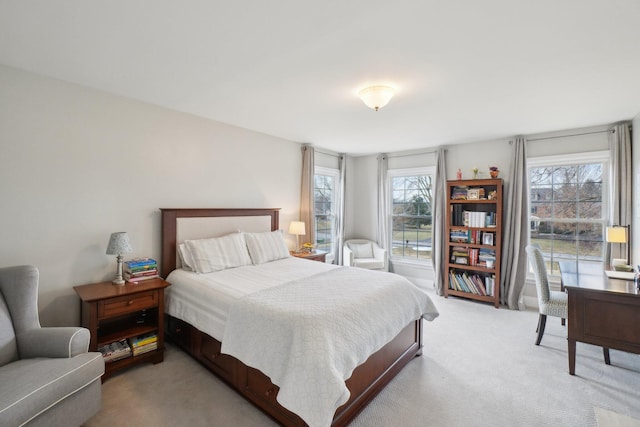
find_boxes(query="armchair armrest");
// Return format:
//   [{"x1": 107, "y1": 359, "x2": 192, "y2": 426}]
[
  {"x1": 372, "y1": 245, "x2": 389, "y2": 271},
  {"x1": 18, "y1": 327, "x2": 91, "y2": 359},
  {"x1": 343, "y1": 246, "x2": 354, "y2": 266}
]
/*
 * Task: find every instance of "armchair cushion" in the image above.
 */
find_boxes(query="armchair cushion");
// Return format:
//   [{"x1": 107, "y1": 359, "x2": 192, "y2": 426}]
[
  {"x1": 18, "y1": 327, "x2": 90, "y2": 359},
  {"x1": 349, "y1": 242, "x2": 373, "y2": 259},
  {"x1": 0, "y1": 352, "x2": 104, "y2": 426}
]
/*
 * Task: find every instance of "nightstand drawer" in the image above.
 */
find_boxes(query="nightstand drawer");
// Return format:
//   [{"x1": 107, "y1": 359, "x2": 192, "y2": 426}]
[{"x1": 98, "y1": 290, "x2": 158, "y2": 318}]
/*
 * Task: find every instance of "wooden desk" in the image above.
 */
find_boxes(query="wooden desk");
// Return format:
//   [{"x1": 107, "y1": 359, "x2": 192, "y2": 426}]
[{"x1": 559, "y1": 261, "x2": 640, "y2": 375}]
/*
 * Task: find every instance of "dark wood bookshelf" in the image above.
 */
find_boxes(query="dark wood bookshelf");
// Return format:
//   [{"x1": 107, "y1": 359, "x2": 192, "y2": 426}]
[{"x1": 445, "y1": 179, "x2": 503, "y2": 308}]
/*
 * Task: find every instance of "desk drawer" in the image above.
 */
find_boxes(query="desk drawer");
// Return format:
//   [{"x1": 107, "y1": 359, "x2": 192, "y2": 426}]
[{"x1": 98, "y1": 290, "x2": 158, "y2": 318}]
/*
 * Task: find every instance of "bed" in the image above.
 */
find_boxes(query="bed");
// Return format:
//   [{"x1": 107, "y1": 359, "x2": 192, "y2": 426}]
[{"x1": 160, "y1": 208, "x2": 438, "y2": 427}]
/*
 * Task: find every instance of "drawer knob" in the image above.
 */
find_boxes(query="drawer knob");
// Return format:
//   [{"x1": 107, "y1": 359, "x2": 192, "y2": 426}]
[
  {"x1": 211, "y1": 352, "x2": 219, "y2": 359},
  {"x1": 265, "y1": 387, "x2": 275, "y2": 397},
  {"x1": 128, "y1": 300, "x2": 134, "y2": 305}
]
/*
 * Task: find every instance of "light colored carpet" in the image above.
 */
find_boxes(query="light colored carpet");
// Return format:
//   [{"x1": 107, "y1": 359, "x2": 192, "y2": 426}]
[{"x1": 86, "y1": 286, "x2": 640, "y2": 427}]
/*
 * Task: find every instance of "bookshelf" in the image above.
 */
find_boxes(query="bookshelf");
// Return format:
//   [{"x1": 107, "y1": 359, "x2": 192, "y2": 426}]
[
  {"x1": 73, "y1": 278, "x2": 170, "y2": 379},
  {"x1": 445, "y1": 179, "x2": 503, "y2": 308}
]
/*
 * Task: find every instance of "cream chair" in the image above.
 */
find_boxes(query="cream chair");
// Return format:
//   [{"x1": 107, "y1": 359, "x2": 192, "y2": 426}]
[{"x1": 343, "y1": 239, "x2": 388, "y2": 271}]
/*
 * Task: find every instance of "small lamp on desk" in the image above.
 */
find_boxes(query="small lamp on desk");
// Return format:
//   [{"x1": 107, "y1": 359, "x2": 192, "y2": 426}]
[
  {"x1": 606, "y1": 225, "x2": 630, "y2": 268},
  {"x1": 106, "y1": 232, "x2": 133, "y2": 285},
  {"x1": 288, "y1": 221, "x2": 306, "y2": 253}
]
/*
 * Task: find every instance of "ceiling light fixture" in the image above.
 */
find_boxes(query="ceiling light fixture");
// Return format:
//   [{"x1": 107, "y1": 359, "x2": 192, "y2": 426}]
[{"x1": 358, "y1": 85, "x2": 395, "y2": 111}]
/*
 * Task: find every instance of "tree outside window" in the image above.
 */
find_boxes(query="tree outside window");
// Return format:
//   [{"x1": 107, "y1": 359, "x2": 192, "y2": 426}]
[
  {"x1": 314, "y1": 168, "x2": 339, "y2": 255},
  {"x1": 389, "y1": 170, "x2": 434, "y2": 261},
  {"x1": 529, "y1": 159, "x2": 607, "y2": 275}
]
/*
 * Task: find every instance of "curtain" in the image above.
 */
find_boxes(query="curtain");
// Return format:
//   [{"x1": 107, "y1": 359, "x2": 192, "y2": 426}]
[
  {"x1": 500, "y1": 137, "x2": 529, "y2": 309},
  {"x1": 607, "y1": 123, "x2": 632, "y2": 264},
  {"x1": 431, "y1": 148, "x2": 447, "y2": 295},
  {"x1": 335, "y1": 154, "x2": 347, "y2": 265},
  {"x1": 376, "y1": 155, "x2": 389, "y2": 252},
  {"x1": 300, "y1": 145, "x2": 315, "y2": 246}
]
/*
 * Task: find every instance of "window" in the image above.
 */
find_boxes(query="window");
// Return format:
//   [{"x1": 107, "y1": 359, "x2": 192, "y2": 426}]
[
  {"x1": 528, "y1": 151, "x2": 609, "y2": 275},
  {"x1": 389, "y1": 167, "x2": 435, "y2": 262},
  {"x1": 314, "y1": 167, "x2": 340, "y2": 256}
]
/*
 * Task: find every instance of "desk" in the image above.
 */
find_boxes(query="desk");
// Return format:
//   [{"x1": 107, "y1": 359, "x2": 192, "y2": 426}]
[{"x1": 559, "y1": 261, "x2": 640, "y2": 375}]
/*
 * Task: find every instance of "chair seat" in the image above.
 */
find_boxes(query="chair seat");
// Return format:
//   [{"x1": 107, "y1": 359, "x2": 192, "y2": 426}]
[
  {"x1": 539, "y1": 290, "x2": 568, "y2": 319},
  {"x1": 352, "y1": 258, "x2": 386, "y2": 270},
  {"x1": 0, "y1": 353, "x2": 104, "y2": 426}
]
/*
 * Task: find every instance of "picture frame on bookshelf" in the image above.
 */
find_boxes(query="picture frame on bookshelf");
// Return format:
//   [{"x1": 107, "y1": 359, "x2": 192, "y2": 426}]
[
  {"x1": 467, "y1": 189, "x2": 480, "y2": 200},
  {"x1": 482, "y1": 232, "x2": 494, "y2": 246}
]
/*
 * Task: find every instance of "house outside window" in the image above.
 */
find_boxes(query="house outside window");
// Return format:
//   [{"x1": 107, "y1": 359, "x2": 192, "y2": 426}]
[
  {"x1": 528, "y1": 151, "x2": 609, "y2": 276},
  {"x1": 388, "y1": 167, "x2": 435, "y2": 263},
  {"x1": 314, "y1": 167, "x2": 340, "y2": 258}
]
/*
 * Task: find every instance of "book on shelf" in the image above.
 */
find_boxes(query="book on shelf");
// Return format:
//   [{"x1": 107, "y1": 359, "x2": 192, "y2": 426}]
[
  {"x1": 124, "y1": 258, "x2": 157, "y2": 268},
  {"x1": 124, "y1": 264, "x2": 158, "y2": 273},
  {"x1": 129, "y1": 332, "x2": 158, "y2": 348},
  {"x1": 125, "y1": 272, "x2": 160, "y2": 282},
  {"x1": 451, "y1": 186, "x2": 469, "y2": 200},
  {"x1": 97, "y1": 339, "x2": 132, "y2": 363}
]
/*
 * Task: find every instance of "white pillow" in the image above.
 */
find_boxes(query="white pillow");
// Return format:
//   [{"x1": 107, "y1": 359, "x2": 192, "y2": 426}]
[
  {"x1": 350, "y1": 242, "x2": 373, "y2": 259},
  {"x1": 245, "y1": 230, "x2": 290, "y2": 265},
  {"x1": 185, "y1": 233, "x2": 252, "y2": 274},
  {"x1": 178, "y1": 243, "x2": 195, "y2": 271}
]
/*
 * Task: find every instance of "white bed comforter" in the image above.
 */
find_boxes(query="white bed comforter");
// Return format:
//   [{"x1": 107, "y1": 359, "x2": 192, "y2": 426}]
[{"x1": 221, "y1": 266, "x2": 439, "y2": 427}]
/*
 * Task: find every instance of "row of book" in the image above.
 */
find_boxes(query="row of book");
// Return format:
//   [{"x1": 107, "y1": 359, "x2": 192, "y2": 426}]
[
  {"x1": 449, "y1": 229, "x2": 494, "y2": 246},
  {"x1": 97, "y1": 332, "x2": 158, "y2": 363},
  {"x1": 124, "y1": 258, "x2": 159, "y2": 283},
  {"x1": 451, "y1": 205, "x2": 497, "y2": 228},
  {"x1": 449, "y1": 271, "x2": 495, "y2": 296},
  {"x1": 450, "y1": 247, "x2": 496, "y2": 268}
]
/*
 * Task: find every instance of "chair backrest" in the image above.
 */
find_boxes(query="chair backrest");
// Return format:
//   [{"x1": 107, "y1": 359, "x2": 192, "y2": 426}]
[
  {"x1": 0, "y1": 265, "x2": 40, "y2": 366},
  {"x1": 345, "y1": 239, "x2": 375, "y2": 259},
  {"x1": 525, "y1": 245, "x2": 551, "y2": 305}
]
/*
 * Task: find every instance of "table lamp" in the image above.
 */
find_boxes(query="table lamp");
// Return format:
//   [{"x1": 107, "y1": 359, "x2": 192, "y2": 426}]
[
  {"x1": 288, "y1": 221, "x2": 306, "y2": 253},
  {"x1": 106, "y1": 232, "x2": 133, "y2": 285},
  {"x1": 606, "y1": 225, "x2": 630, "y2": 267}
]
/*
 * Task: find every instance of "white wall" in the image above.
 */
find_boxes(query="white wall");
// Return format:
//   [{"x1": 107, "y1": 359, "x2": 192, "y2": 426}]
[{"x1": 0, "y1": 65, "x2": 302, "y2": 326}]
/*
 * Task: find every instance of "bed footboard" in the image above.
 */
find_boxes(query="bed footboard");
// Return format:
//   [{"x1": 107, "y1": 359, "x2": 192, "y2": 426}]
[{"x1": 166, "y1": 315, "x2": 422, "y2": 427}]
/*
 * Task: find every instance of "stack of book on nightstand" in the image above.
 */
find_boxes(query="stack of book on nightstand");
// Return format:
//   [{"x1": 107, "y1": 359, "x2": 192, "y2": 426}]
[
  {"x1": 124, "y1": 258, "x2": 159, "y2": 283},
  {"x1": 97, "y1": 339, "x2": 132, "y2": 363},
  {"x1": 129, "y1": 332, "x2": 158, "y2": 356}
]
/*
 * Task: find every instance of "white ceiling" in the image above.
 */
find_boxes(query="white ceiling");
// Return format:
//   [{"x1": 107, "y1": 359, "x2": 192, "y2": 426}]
[{"x1": 1, "y1": 1, "x2": 639, "y2": 155}]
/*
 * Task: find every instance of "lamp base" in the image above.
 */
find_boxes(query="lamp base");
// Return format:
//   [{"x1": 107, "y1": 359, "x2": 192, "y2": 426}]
[{"x1": 112, "y1": 278, "x2": 125, "y2": 286}]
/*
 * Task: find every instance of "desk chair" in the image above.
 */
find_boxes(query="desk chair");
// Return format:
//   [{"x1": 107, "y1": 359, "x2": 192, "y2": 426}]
[{"x1": 526, "y1": 245, "x2": 568, "y2": 345}]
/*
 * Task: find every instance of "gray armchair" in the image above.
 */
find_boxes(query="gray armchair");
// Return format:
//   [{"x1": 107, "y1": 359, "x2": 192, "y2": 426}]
[{"x1": 0, "y1": 265, "x2": 104, "y2": 426}]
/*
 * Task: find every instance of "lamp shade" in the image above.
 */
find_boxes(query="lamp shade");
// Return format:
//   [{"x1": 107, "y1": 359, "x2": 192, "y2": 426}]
[
  {"x1": 106, "y1": 232, "x2": 133, "y2": 255},
  {"x1": 288, "y1": 221, "x2": 306, "y2": 236},
  {"x1": 606, "y1": 226, "x2": 627, "y2": 243},
  {"x1": 358, "y1": 85, "x2": 395, "y2": 111}
]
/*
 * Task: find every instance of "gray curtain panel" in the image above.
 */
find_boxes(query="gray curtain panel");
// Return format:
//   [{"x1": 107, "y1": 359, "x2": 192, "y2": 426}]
[
  {"x1": 336, "y1": 154, "x2": 347, "y2": 265},
  {"x1": 431, "y1": 147, "x2": 447, "y2": 295},
  {"x1": 300, "y1": 145, "x2": 315, "y2": 246},
  {"x1": 500, "y1": 137, "x2": 529, "y2": 309},
  {"x1": 607, "y1": 122, "x2": 632, "y2": 265},
  {"x1": 376, "y1": 154, "x2": 389, "y2": 252}
]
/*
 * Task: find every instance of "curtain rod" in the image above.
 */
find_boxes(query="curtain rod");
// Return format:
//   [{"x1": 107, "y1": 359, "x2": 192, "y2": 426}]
[
  {"x1": 527, "y1": 129, "x2": 613, "y2": 142},
  {"x1": 387, "y1": 149, "x2": 437, "y2": 159},
  {"x1": 315, "y1": 149, "x2": 341, "y2": 159}
]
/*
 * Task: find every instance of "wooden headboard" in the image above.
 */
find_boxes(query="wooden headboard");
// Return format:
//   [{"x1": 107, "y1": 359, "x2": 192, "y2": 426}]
[{"x1": 159, "y1": 208, "x2": 280, "y2": 278}]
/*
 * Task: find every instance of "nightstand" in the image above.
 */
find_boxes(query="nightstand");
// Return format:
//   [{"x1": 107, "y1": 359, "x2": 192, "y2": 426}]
[
  {"x1": 73, "y1": 278, "x2": 170, "y2": 380},
  {"x1": 290, "y1": 250, "x2": 328, "y2": 263}
]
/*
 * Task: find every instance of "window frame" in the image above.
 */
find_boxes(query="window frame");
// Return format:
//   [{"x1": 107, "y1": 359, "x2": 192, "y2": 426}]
[
  {"x1": 387, "y1": 166, "x2": 436, "y2": 266},
  {"x1": 527, "y1": 150, "x2": 610, "y2": 277},
  {"x1": 314, "y1": 166, "x2": 340, "y2": 261}
]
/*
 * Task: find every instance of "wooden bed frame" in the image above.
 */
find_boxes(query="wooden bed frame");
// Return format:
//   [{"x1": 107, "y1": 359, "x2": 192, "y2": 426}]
[{"x1": 160, "y1": 208, "x2": 423, "y2": 427}]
